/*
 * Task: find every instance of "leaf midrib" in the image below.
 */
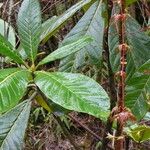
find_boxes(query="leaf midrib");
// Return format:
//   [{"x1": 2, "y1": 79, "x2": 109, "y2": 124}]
[
  {"x1": 36, "y1": 71, "x2": 105, "y2": 112},
  {"x1": 0, "y1": 69, "x2": 25, "y2": 86}
]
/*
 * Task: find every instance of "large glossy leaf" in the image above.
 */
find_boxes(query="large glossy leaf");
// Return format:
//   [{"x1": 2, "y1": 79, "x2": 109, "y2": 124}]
[
  {"x1": 59, "y1": 1, "x2": 106, "y2": 72},
  {"x1": 0, "y1": 100, "x2": 31, "y2": 149},
  {"x1": 0, "y1": 19, "x2": 15, "y2": 46},
  {"x1": 17, "y1": 0, "x2": 41, "y2": 62},
  {"x1": 109, "y1": 14, "x2": 150, "y2": 81},
  {"x1": 0, "y1": 68, "x2": 31, "y2": 113},
  {"x1": 125, "y1": 59, "x2": 150, "y2": 120},
  {"x1": 0, "y1": 34, "x2": 24, "y2": 64},
  {"x1": 38, "y1": 36, "x2": 92, "y2": 66},
  {"x1": 35, "y1": 71, "x2": 110, "y2": 121},
  {"x1": 40, "y1": 0, "x2": 92, "y2": 43},
  {"x1": 125, "y1": 125, "x2": 150, "y2": 143}
]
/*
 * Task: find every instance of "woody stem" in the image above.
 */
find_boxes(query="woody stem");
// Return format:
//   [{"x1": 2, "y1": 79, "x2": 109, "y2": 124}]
[{"x1": 114, "y1": 0, "x2": 127, "y2": 149}]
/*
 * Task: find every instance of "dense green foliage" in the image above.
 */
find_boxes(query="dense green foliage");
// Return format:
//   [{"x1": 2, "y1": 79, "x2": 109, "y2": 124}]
[{"x1": 0, "y1": 0, "x2": 150, "y2": 149}]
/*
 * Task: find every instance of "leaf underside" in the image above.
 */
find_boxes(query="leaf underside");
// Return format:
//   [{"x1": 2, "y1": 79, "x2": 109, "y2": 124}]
[{"x1": 0, "y1": 100, "x2": 31, "y2": 150}]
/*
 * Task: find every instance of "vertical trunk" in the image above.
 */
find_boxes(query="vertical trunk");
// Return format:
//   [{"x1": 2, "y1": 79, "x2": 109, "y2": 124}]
[{"x1": 114, "y1": 0, "x2": 127, "y2": 149}]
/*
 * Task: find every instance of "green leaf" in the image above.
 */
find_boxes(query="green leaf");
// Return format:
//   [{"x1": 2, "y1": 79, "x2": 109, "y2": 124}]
[
  {"x1": 47, "y1": 100, "x2": 70, "y2": 116},
  {"x1": 17, "y1": 0, "x2": 41, "y2": 62},
  {"x1": 144, "y1": 112, "x2": 150, "y2": 121},
  {"x1": 36, "y1": 93, "x2": 69, "y2": 116},
  {"x1": 17, "y1": 44, "x2": 27, "y2": 60},
  {"x1": 38, "y1": 36, "x2": 93, "y2": 66},
  {"x1": 125, "y1": 59, "x2": 150, "y2": 120},
  {"x1": 126, "y1": 0, "x2": 150, "y2": 6},
  {"x1": 126, "y1": 17, "x2": 150, "y2": 68},
  {"x1": 125, "y1": 125, "x2": 150, "y2": 143},
  {"x1": 0, "y1": 19, "x2": 16, "y2": 47},
  {"x1": 82, "y1": 0, "x2": 97, "y2": 11},
  {"x1": 109, "y1": 14, "x2": 150, "y2": 81},
  {"x1": 35, "y1": 71, "x2": 110, "y2": 121},
  {"x1": 0, "y1": 34, "x2": 24, "y2": 64},
  {"x1": 59, "y1": 1, "x2": 105, "y2": 72},
  {"x1": 0, "y1": 100, "x2": 31, "y2": 149},
  {"x1": 41, "y1": 16, "x2": 58, "y2": 39},
  {"x1": 0, "y1": 68, "x2": 31, "y2": 113},
  {"x1": 125, "y1": 0, "x2": 138, "y2": 6},
  {"x1": 41, "y1": 0, "x2": 92, "y2": 43}
]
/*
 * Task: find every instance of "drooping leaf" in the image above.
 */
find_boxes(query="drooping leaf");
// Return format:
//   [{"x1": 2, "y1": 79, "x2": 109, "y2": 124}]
[
  {"x1": 35, "y1": 94, "x2": 51, "y2": 112},
  {"x1": 59, "y1": 1, "x2": 106, "y2": 72},
  {"x1": 0, "y1": 34, "x2": 24, "y2": 64},
  {"x1": 125, "y1": 125, "x2": 150, "y2": 143},
  {"x1": 36, "y1": 94, "x2": 69, "y2": 116},
  {"x1": 0, "y1": 100, "x2": 31, "y2": 149},
  {"x1": 0, "y1": 19, "x2": 15, "y2": 46},
  {"x1": 17, "y1": 0, "x2": 41, "y2": 62},
  {"x1": 0, "y1": 68, "x2": 31, "y2": 113},
  {"x1": 35, "y1": 71, "x2": 110, "y2": 121},
  {"x1": 38, "y1": 36, "x2": 93, "y2": 66},
  {"x1": 47, "y1": 100, "x2": 70, "y2": 116},
  {"x1": 125, "y1": 59, "x2": 150, "y2": 120}
]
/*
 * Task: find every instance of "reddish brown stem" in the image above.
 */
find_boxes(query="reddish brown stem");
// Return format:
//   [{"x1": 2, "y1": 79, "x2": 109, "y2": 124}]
[{"x1": 114, "y1": 0, "x2": 127, "y2": 149}]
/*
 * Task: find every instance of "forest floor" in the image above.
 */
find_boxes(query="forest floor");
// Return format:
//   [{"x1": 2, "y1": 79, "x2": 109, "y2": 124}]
[{"x1": 24, "y1": 110, "x2": 150, "y2": 150}]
